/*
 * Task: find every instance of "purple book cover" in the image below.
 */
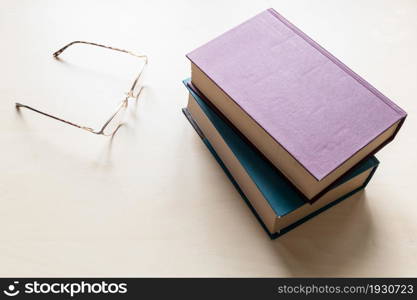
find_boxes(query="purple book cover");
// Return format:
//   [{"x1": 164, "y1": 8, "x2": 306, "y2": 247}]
[{"x1": 187, "y1": 8, "x2": 406, "y2": 181}]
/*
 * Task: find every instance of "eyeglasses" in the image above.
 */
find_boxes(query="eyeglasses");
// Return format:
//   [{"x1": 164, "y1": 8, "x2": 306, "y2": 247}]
[{"x1": 15, "y1": 41, "x2": 148, "y2": 136}]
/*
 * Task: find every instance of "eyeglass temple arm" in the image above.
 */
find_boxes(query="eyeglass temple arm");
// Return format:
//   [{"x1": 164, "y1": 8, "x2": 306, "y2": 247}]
[
  {"x1": 53, "y1": 41, "x2": 148, "y2": 98},
  {"x1": 53, "y1": 41, "x2": 148, "y2": 63},
  {"x1": 15, "y1": 102, "x2": 96, "y2": 133}
]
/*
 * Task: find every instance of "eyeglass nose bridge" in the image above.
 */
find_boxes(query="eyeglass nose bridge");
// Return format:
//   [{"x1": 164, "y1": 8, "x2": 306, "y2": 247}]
[{"x1": 126, "y1": 88, "x2": 143, "y2": 100}]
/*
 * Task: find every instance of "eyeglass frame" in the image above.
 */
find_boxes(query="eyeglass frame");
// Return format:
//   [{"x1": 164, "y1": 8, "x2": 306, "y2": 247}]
[{"x1": 15, "y1": 40, "x2": 148, "y2": 136}]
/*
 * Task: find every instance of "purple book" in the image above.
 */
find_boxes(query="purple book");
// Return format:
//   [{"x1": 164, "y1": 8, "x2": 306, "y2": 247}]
[{"x1": 186, "y1": 8, "x2": 406, "y2": 202}]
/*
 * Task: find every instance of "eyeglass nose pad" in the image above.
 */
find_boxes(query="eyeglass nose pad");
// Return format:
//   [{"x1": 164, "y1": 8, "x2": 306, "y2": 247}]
[{"x1": 125, "y1": 91, "x2": 135, "y2": 99}]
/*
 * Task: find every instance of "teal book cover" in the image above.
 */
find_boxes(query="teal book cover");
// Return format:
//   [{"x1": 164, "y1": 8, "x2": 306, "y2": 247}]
[{"x1": 182, "y1": 79, "x2": 379, "y2": 239}]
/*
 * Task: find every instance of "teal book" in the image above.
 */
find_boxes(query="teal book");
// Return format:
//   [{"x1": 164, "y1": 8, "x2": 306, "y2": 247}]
[{"x1": 182, "y1": 79, "x2": 379, "y2": 239}]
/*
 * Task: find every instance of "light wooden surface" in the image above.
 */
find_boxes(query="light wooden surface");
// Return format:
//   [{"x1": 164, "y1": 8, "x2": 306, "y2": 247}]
[{"x1": 0, "y1": 0, "x2": 416, "y2": 277}]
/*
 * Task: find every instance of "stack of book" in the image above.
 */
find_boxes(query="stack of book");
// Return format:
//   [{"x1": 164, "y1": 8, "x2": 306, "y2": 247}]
[{"x1": 182, "y1": 9, "x2": 407, "y2": 239}]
